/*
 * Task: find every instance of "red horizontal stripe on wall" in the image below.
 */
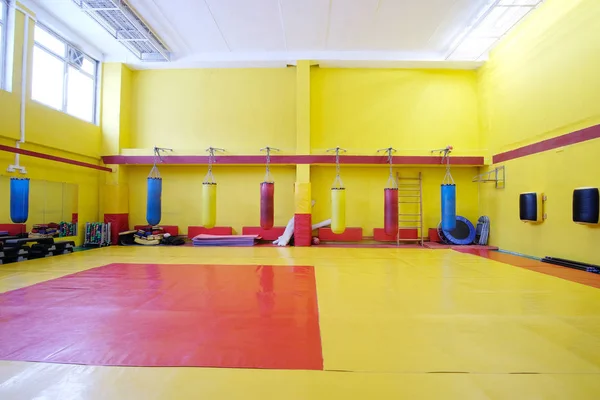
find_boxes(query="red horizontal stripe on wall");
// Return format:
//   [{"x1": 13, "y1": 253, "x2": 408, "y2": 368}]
[
  {"x1": 493, "y1": 124, "x2": 600, "y2": 164},
  {"x1": 0, "y1": 145, "x2": 112, "y2": 172},
  {"x1": 102, "y1": 155, "x2": 484, "y2": 166}
]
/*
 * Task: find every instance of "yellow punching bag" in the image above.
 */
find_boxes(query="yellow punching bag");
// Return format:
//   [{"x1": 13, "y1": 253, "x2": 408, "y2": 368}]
[
  {"x1": 202, "y1": 182, "x2": 217, "y2": 229},
  {"x1": 202, "y1": 146, "x2": 224, "y2": 229},
  {"x1": 331, "y1": 188, "x2": 346, "y2": 234},
  {"x1": 328, "y1": 146, "x2": 347, "y2": 235}
]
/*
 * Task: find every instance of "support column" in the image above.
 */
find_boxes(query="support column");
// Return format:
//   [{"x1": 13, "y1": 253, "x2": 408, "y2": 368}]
[
  {"x1": 101, "y1": 63, "x2": 132, "y2": 242},
  {"x1": 294, "y1": 60, "x2": 312, "y2": 246}
]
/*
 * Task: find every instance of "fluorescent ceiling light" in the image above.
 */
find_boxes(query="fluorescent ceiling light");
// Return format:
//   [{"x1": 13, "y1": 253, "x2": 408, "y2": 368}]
[
  {"x1": 71, "y1": 0, "x2": 170, "y2": 62},
  {"x1": 447, "y1": 0, "x2": 543, "y2": 61}
]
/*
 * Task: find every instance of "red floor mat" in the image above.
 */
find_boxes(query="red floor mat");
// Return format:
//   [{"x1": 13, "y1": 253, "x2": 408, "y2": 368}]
[
  {"x1": 423, "y1": 242, "x2": 499, "y2": 250},
  {"x1": 454, "y1": 249, "x2": 600, "y2": 289},
  {"x1": 0, "y1": 263, "x2": 323, "y2": 370}
]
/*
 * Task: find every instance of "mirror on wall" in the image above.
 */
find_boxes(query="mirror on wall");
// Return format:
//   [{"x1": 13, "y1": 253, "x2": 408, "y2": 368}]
[{"x1": 0, "y1": 176, "x2": 79, "y2": 238}]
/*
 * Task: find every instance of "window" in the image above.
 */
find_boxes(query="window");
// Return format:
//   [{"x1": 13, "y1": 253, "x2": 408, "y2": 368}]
[
  {"x1": 0, "y1": 0, "x2": 8, "y2": 89},
  {"x1": 32, "y1": 24, "x2": 98, "y2": 123}
]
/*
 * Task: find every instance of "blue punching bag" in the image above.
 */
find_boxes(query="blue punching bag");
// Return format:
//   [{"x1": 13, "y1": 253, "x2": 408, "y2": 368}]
[
  {"x1": 441, "y1": 184, "x2": 456, "y2": 231},
  {"x1": 146, "y1": 177, "x2": 162, "y2": 226},
  {"x1": 10, "y1": 178, "x2": 30, "y2": 223}
]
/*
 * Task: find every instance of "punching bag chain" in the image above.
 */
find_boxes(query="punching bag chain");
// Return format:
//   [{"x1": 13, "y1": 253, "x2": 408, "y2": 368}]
[
  {"x1": 327, "y1": 147, "x2": 347, "y2": 188},
  {"x1": 442, "y1": 147, "x2": 455, "y2": 185},
  {"x1": 431, "y1": 145, "x2": 455, "y2": 185},
  {"x1": 443, "y1": 154, "x2": 455, "y2": 185},
  {"x1": 260, "y1": 146, "x2": 280, "y2": 183},
  {"x1": 149, "y1": 146, "x2": 173, "y2": 179},
  {"x1": 204, "y1": 147, "x2": 225, "y2": 184},
  {"x1": 378, "y1": 147, "x2": 398, "y2": 189}
]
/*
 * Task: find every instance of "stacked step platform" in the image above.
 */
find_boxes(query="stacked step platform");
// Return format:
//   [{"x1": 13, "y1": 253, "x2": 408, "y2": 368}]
[{"x1": 0, "y1": 235, "x2": 75, "y2": 264}]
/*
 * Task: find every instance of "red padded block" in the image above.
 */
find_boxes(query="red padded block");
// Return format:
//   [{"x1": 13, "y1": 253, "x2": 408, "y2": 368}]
[
  {"x1": 428, "y1": 228, "x2": 441, "y2": 243},
  {"x1": 400, "y1": 229, "x2": 419, "y2": 239},
  {"x1": 0, "y1": 224, "x2": 26, "y2": 236},
  {"x1": 0, "y1": 263, "x2": 323, "y2": 370},
  {"x1": 104, "y1": 213, "x2": 129, "y2": 245},
  {"x1": 242, "y1": 226, "x2": 286, "y2": 241},
  {"x1": 135, "y1": 225, "x2": 179, "y2": 236},
  {"x1": 318, "y1": 227, "x2": 363, "y2": 242},
  {"x1": 373, "y1": 228, "x2": 395, "y2": 242},
  {"x1": 188, "y1": 226, "x2": 233, "y2": 238},
  {"x1": 373, "y1": 228, "x2": 419, "y2": 242},
  {"x1": 294, "y1": 214, "x2": 312, "y2": 247}
]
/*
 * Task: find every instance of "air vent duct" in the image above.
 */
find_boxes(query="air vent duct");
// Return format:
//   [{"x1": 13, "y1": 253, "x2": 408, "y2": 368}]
[{"x1": 72, "y1": 0, "x2": 170, "y2": 61}]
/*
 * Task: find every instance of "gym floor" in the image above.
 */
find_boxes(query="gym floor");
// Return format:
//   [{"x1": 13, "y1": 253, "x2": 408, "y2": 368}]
[{"x1": 1, "y1": 247, "x2": 599, "y2": 399}]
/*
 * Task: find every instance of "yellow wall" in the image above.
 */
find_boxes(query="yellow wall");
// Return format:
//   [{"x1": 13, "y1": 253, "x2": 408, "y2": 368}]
[
  {"x1": 125, "y1": 66, "x2": 482, "y2": 235},
  {"x1": 91, "y1": 0, "x2": 600, "y2": 264},
  {"x1": 101, "y1": 63, "x2": 132, "y2": 156},
  {"x1": 478, "y1": 0, "x2": 600, "y2": 264},
  {"x1": 100, "y1": 63, "x2": 132, "y2": 217},
  {"x1": 311, "y1": 68, "x2": 481, "y2": 156},
  {"x1": 26, "y1": 101, "x2": 101, "y2": 158},
  {"x1": 100, "y1": 63, "x2": 123, "y2": 156},
  {"x1": 308, "y1": 68, "x2": 481, "y2": 234},
  {"x1": 120, "y1": 65, "x2": 132, "y2": 151},
  {"x1": 127, "y1": 165, "x2": 296, "y2": 233},
  {"x1": 129, "y1": 69, "x2": 297, "y2": 154},
  {"x1": 312, "y1": 166, "x2": 480, "y2": 235},
  {"x1": 125, "y1": 163, "x2": 480, "y2": 236},
  {"x1": 2, "y1": 0, "x2": 596, "y2": 258},
  {"x1": 0, "y1": 90, "x2": 20, "y2": 140},
  {"x1": 0, "y1": 8, "x2": 102, "y2": 244},
  {"x1": 125, "y1": 68, "x2": 299, "y2": 230}
]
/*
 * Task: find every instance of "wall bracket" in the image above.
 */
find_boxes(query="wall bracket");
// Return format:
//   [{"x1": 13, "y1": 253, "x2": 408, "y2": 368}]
[{"x1": 473, "y1": 165, "x2": 505, "y2": 189}]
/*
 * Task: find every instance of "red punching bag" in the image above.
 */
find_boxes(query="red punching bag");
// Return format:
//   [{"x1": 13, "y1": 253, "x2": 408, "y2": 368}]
[
  {"x1": 260, "y1": 182, "x2": 275, "y2": 230},
  {"x1": 260, "y1": 146, "x2": 278, "y2": 230},
  {"x1": 379, "y1": 146, "x2": 399, "y2": 237},
  {"x1": 384, "y1": 188, "x2": 398, "y2": 236}
]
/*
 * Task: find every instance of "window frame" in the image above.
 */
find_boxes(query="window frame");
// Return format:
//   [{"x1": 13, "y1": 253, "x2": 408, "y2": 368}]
[
  {"x1": 0, "y1": 0, "x2": 8, "y2": 90},
  {"x1": 32, "y1": 22, "x2": 99, "y2": 124}
]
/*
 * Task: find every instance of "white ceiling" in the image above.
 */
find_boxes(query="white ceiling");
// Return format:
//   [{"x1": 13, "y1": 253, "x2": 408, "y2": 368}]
[{"x1": 24, "y1": 0, "x2": 495, "y2": 69}]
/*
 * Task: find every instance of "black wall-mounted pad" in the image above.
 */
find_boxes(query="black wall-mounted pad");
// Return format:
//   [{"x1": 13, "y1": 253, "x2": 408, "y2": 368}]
[
  {"x1": 573, "y1": 188, "x2": 599, "y2": 224},
  {"x1": 520, "y1": 193, "x2": 538, "y2": 222}
]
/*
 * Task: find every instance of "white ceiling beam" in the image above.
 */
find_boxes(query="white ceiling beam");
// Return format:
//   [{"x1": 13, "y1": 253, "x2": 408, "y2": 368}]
[
  {"x1": 324, "y1": 0, "x2": 332, "y2": 48},
  {"x1": 276, "y1": 0, "x2": 287, "y2": 51},
  {"x1": 202, "y1": 0, "x2": 232, "y2": 51}
]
